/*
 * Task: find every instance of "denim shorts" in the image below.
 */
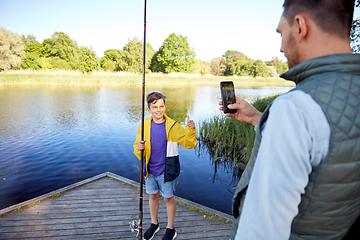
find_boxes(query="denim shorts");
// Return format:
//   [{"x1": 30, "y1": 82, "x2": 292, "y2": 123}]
[{"x1": 145, "y1": 173, "x2": 175, "y2": 198}]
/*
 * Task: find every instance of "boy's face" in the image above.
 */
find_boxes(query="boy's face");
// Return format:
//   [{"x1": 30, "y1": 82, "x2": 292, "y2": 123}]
[{"x1": 147, "y1": 99, "x2": 166, "y2": 123}]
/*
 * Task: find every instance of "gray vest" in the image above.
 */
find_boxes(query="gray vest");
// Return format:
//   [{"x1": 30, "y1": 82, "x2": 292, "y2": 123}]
[{"x1": 231, "y1": 54, "x2": 360, "y2": 239}]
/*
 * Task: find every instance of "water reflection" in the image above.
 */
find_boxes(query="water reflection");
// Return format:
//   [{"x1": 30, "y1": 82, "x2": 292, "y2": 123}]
[{"x1": 196, "y1": 140, "x2": 244, "y2": 186}]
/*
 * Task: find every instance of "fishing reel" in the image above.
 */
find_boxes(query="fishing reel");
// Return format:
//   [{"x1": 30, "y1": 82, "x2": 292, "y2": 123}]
[{"x1": 129, "y1": 220, "x2": 140, "y2": 238}]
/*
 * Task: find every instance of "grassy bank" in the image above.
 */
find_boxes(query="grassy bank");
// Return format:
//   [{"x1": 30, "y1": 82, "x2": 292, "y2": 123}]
[
  {"x1": 197, "y1": 94, "x2": 280, "y2": 166},
  {"x1": 0, "y1": 70, "x2": 294, "y2": 87}
]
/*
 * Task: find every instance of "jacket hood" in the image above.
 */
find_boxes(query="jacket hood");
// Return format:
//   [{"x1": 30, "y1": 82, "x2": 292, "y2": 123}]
[{"x1": 280, "y1": 54, "x2": 360, "y2": 85}]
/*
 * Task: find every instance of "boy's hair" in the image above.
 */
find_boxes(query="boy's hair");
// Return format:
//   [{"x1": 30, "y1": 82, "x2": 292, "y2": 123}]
[
  {"x1": 282, "y1": 0, "x2": 355, "y2": 38},
  {"x1": 147, "y1": 92, "x2": 166, "y2": 108}
]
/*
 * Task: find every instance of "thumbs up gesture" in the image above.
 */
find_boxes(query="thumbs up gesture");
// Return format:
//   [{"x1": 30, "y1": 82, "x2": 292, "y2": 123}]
[{"x1": 187, "y1": 115, "x2": 195, "y2": 129}]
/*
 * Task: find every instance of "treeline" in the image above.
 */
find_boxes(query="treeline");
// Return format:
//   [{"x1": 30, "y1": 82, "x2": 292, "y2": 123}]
[
  {"x1": 0, "y1": 26, "x2": 289, "y2": 76},
  {"x1": 209, "y1": 51, "x2": 287, "y2": 77},
  {"x1": 1, "y1": 0, "x2": 360, "y2": 76}
]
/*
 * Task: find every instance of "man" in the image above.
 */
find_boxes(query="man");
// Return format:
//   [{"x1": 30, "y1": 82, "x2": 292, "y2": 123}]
[{"x1": 221, "y1": 0, "x2": 360, "y2": 239}]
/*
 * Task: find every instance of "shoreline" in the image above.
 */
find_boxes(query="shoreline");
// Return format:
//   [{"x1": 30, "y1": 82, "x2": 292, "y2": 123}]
[{"x1": 0, "y1": 70, "x2": 295, "y2": 87}]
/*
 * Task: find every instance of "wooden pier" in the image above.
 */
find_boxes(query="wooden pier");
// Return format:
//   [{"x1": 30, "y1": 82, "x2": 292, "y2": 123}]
[{"x1": 0, "y1": 172, "x2": 232, "y2": 239}]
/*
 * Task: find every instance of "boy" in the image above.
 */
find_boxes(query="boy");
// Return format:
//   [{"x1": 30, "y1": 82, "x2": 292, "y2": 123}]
[{"x1": 133, "y1": 92, "x2": 197, "y2": 240}]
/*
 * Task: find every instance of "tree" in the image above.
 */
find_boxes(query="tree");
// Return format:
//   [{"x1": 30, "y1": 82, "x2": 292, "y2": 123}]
[
  {"x1": 78, "y1": 46, "x2": 100, "y2": 73},
  {"x1": 21, "y1": 34, "x2": 38, "y2": 47},
  {"x1": 18, "y1": 38, "x2": 43, "y2": 69},
  {"x1": 41, "y1": 32, "x2": 80, "y2": 69},
  {"x1": 102, "y1": 60, "x2": 117, "y2": 71},
  {"x1": 209, "y1": 56, "x2": 227, "y2": 76},
  {"x1": 222, "y1": 50, "x2": 249, "y2": 76},
  {"x1": 351, "y1": 0, "x2": 360, "y2": 53},
  {"x1": 0, "y1": 27, "x2": 25, "y2": 71},
  {"x1": 211, "y1": 51, "x2": 270, "y2": 77},
  {"x1": 231, "y1": 59, "x2": 252, "y2": 76},
  {"x1": 117, "y1": 37, "x2": 154, "y2": 73},
  {"x1": 24, "y1": 41, "x2": 42, "y2": 56},
  {"x1": 238, "y1": 60, "x2": 254, "y2": 76},
  {"x1": 265, "y1": 57, "x2": 288, "y2": 75},
  {"x1": 190, "y1": 59, "x2": 209, "y2": 75},
  {"x1": 101, "y1": 38, "x2": 154, "y2": 73},
  {"x1": 251, "y1": 60, "x2": 269, "y2": 77},
  {"x1": 267, "y1": 66, "x2": 278, "y2": 77},
  {"x1": 18, "y1": 53, "x2": 42, "y2": 69},
  {"x1": 154, "y1": 33, "x2": 195, "y2": 73},
  {"x1": 149, "y1": 51, "x2": 161, "y2": 72},
  {"x1": 276, "y1": 61, "x2": 288, "y2": 75},
  {"x1": 49, "y1": 57, "x2": 72, "y2": 70},
  {"x1": 223, "y1": 50, "x2": 248, "y2": 63},
  {"x1": 100, "y1": 49, "x2": 121, "y2": 71},
  {"x1": 18, "y1": 36, "x2": 55, "y2": 70}
]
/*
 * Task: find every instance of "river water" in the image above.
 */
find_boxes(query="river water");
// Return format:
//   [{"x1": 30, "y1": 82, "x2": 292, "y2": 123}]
[{"x1": 0, "y1": 84, "x2": 294, "y2": 215}]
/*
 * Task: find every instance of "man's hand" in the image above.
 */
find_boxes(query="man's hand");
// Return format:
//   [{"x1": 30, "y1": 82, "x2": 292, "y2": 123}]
[
  {"x1": 219, "y1": 96, "x2": 262, "y2": 127},
  {"x1": 187, "y1": 115, "x2": 195, "y2": 129},
  {"x1": 137, "y1": 140, "x2": 146, "y2": 151}
]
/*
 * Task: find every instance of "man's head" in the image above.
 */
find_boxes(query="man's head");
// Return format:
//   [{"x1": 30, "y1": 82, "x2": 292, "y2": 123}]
[
  {"x1": 147, "y1": 92, "x2": 166, "y2": 123},
  {"x1": 277, "y1": 0, "x2": 355, "y2": 68},
  {"x1": 282, "y1": 0, "x2": 355, "y2": 39}
]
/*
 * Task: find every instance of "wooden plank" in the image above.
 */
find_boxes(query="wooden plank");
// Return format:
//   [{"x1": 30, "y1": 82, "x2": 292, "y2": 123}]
[
  {"x1": 0, "y1": 217, "x2": 227, "y2": 232},
  {"x1": 0, "y1": 172, "x2": 232, "y2": 240},
  {"x1": 0, "y1": 172, "x2": 108, "y2": 216}
]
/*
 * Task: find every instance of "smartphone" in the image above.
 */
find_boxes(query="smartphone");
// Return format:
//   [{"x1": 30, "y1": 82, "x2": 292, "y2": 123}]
[{"x1": 220, "y1": 81, "x2": 237, "y2": 114}]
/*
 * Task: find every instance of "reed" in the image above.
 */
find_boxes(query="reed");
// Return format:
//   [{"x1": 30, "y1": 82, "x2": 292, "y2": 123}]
[
  {"x1": 197, "y1": 94, "x2": 280, "y2": 167},
  {"x1": 0, "y1": 69, "x2": 294, "y2": 87}
]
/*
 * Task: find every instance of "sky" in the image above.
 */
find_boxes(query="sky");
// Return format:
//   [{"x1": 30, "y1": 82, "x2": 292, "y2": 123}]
[{"x1": 1, "y1": 0, "x2": 359, "y2": 63}]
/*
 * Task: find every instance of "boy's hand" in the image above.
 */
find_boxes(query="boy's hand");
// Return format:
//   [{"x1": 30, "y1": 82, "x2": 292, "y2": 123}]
[
  {"x1": 137, "y1": 140, "x2": 146, "y2": 151},
  {"x1": 187, "y1": 115, "x2": 195, "y2": 129}
]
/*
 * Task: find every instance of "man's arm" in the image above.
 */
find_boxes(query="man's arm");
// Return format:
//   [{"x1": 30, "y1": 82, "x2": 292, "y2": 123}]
[
  {"x1": 219, "y1": 96, "x2": 262, "y2": 127},
  {"x1": 235, "y1": 91, "x2": 330, "y2": 239}
]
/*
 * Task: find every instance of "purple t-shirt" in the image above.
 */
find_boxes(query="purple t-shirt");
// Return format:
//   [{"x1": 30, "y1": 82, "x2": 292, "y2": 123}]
[{"x1": 148, "y1": 120, "x2": 167, "y2": 176}]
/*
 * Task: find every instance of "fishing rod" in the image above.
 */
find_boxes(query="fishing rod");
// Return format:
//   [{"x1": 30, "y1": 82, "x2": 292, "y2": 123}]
[
  {"x1": 139, "y1": 0, "x2": 147, "y2": 237},
  {"x1": 130, "y1": 0, "x2": 147, "y2": 238}
]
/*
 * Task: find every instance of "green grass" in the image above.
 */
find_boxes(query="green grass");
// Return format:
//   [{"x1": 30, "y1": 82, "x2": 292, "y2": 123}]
[
  {"x1": 198, "y1": 115, "x2": 253, "y2": 165},
  {"x1": 51, "y1": 192, "x2": 61, "y2": 198},
  {"x1": 0, "y1": 70, "x2": 294, "y2": 87},
  {"x1": 197, "y1": 94, "x2": 280, "y2": 166},
  {"x1": 12, "y1": 207, "x2": 24, "y2": 212}
]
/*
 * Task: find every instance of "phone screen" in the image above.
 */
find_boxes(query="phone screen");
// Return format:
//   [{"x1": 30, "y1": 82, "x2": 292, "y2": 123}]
[{"x1": 220, "y1": 81, "x2": 236, "y2": 113}]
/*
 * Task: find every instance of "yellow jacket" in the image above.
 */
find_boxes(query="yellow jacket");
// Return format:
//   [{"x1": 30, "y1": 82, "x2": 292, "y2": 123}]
[{"x1": 133, "y1": 114, "x2": 197, "y2": 182}]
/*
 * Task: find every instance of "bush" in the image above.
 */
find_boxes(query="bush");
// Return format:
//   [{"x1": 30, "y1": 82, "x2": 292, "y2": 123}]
[
  {"x1": 49, "y1": 57, "x2": 72, "y2": 70},
  {"x1": 18, "y1": 54, "x2": 42, "y2": 69}
]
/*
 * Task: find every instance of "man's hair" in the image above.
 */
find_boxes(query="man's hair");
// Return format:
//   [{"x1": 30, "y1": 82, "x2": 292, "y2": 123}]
[
  {"x1": 147, "y1": 92, "x2": 166, "y2": 108},
  {"x1": 282, "y1": 0, "x2": 355, "y2": 38}
]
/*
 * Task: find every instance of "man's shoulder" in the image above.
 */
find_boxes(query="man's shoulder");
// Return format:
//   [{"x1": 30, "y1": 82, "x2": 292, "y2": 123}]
[
  {"x1": 270, "y1": 90, "x2": 325, "y2": 125},
  {"x1": 273, "y1": 89, "x2": 303, "y2": 105}
]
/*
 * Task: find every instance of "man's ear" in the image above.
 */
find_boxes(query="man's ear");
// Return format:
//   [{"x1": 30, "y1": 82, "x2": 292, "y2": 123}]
[{"x1": 294, "y1": 15, "x2": 308, "y2": 43}]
